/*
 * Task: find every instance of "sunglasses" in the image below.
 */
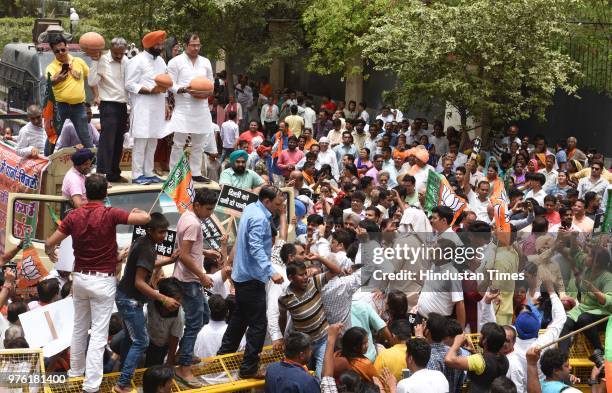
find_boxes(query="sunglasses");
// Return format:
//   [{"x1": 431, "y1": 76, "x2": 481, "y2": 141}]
[{"x1": 53, "y1": 48, "x2": 67, "y2": 54}]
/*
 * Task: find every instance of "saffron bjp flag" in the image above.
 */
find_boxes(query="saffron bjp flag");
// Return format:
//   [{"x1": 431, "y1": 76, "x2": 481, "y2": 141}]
[
  {"x1": 42, "y1": 73, "x2": 60, "y2": 145},
  {"x1": 605, "y1": 318, "x2": 612, "y2": 393},
  {"x1": 161, "y1": 151, "x2": 194, "y2": 213},
  {"x1": 424, "y1": 170, "x2": 466, "y2": 225},
  {"x1": 489, "y1": 177, "x2": 511, "y2": 245},
  {"x1": 17, "y1": 246, "x2": 49, "y2": 289}
]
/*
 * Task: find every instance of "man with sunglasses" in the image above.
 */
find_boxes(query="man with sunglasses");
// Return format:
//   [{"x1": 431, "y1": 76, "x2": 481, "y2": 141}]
[
  {"x1": 577, "y1": 160, "x2": 609, "y2": 201},
  {"x1": 46, "y1": 36, "x2": 93, "y2": 150},
  {"x1": 15, "y1": 105, "x2": 46, "y2": 158}
]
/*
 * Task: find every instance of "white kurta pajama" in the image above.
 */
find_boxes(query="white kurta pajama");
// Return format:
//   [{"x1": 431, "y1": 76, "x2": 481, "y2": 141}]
[
  {"x1": 125, "y1": 51, "x2": 168, "y2": 179},
  {"x1": 167, "y1": 53, "x2": 215, "y2": 177}
]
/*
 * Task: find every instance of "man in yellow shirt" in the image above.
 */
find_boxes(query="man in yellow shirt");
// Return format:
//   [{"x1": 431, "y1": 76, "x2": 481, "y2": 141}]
[
  {"x1": 374, "y1": 319, "x2": 409, "y2": 380},
  {"x1": 284, "y1": 105, "x2": 304, "y2": 137},
  {"x1": 46, "y1": 36, "x2": 93, "y2": 150}
]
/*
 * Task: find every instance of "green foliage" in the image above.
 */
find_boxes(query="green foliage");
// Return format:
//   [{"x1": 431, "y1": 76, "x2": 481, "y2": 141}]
[
  {"x1": 68, "y1": 0, "x2": 304, "y2": 76},
  {"x1": 70, "y1": 0, "x2": 160, "y2": 44},
  {"x1": 361, "y1": 0, "x2": 581, "y2": 137},
  {"x1": 566, "y1": 0, "x2": 611, "y2": 93},
  {"x1": 0, "y1": 17, "x2": 37, "y2": 49},
  {"x1": 302, "y1": 0, "x2": 389, "y2": 76}
]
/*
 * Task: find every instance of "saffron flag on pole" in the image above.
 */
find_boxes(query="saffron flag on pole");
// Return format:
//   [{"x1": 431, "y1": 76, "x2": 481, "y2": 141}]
[
  {"x1": 42, "y1": 73, "x2": 61, "y2": 145},
  {"x1": 161, "y1": 151, "x2": 195, "y2": 213},
  {"x1": 424, "y1": 170, "x2": 466, "y2": 225},
  {"x1": 605, "y1": 318, "x2": 612, "y2": 393},
  {"x1": 489, "y1": 177, "x2": 511, "y2": 245}
]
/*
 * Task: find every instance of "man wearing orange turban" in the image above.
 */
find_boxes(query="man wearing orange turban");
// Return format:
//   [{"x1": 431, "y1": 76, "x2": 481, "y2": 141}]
[
  {"x1": 142, "y1": 30, "x2": 167, "y2": 50},
  {"x1": 407, "y1": 145, "x2": 435, "y2": 192},
  {"x1": 125, "y1": 30, "x2": 168, "y2": 184}
]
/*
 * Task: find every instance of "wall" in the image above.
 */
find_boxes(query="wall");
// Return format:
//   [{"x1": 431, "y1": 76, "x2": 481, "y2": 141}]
[{"x1": 517, "y1": 88, "x2": 612, "y2": 156}]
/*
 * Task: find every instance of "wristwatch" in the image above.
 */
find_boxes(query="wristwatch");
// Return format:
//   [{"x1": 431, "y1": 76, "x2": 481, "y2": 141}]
[{"x1": 587, "y1": 378, "x2": 600, "y2": 386}]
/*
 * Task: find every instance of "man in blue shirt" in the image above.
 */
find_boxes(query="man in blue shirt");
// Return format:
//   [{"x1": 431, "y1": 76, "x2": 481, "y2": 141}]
[
  {"x1": 265, "y1": 332, "x2": 319, "y2": 393},
  {"x1": 218, "y1": 185, "x2": 284, "y2": 378}
]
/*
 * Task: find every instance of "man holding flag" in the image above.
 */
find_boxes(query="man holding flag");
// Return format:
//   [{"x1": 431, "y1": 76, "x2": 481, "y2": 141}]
[{"x1": 172, "y1": 187, "x2": 219, "y2": 388}]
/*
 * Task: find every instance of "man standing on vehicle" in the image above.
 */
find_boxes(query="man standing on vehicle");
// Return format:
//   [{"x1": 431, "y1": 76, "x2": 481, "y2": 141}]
[
  {"x1": 62, "y1": 148, "x2": 95, "y2": 209},
  {"x1": 44, "y1": 173, "x2": 150, "y2": 393},
  {"x1": 125, "y1": 30, "x2": 168, "y2": 185},
  {"x1": 46, "y1": 36, "x2": 93, "y2": 151},
  {"x1": 15, "y1": 105, "x2": 46, "y2": 158},
  {"x1": 167, "y1": 33, "x2": 215, "y2": 184},
  {"x1": 88, "y1": 37, "x2": 129, "y2": 183},
  {"x1": 218, "y1": 186, "x2": 285, "y2": 379},
  {"x1": 172, "y1": 188, "x2": 218, "y2": 388}
]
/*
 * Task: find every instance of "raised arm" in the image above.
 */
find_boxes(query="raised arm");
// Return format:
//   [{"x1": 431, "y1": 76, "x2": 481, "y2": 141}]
[
  {"x1": 309, "y1": 253, "x2": 342, "y2": 282},
  {"x1": 323, "y1": 323, "x2": 342, "y2": 378},
  {"x1": 127, "y1": 208, "x2": 151, "y2": 225},
  {"x1": 444, "y1": 334, "x2": 470, "y2": 370}
]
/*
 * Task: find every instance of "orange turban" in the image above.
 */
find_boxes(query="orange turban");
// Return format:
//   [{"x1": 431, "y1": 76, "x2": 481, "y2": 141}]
[
  {"x1": 393, "y1": 149, "x2": 409, "y2": 162},
  {"x1": 142, "y1": 30, "x2": 167, "y2": 49},
  {"x1": 414, "y1": 146, "x2": 429, "y2": 164}
]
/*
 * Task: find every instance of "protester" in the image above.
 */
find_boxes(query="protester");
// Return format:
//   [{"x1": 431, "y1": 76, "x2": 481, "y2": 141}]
[
  {"x1": 167, "y1": 33, "x2": 216, "y2": 183},
  {"x1": 44, "y1": 174, "x2": 150, "y2": 393},
  {"x1": 264, "y1": 332, "x2": 319, "y2": 393},
  {"x1": 218, "y1": 186, "x2": 285, "y2": 378},
  {"x1": 219, "y1": 150, "x2": 265, "y2": 191},
  {"x1": 172, "y1": 188, "x2": 218, "y2": 388},
  {"x1": 46, "y1": 35, "x2": 93, "y2": 149},
  {"x1": 62, "y1": 148, "x2": 95, "y2": 208},
  {"x1": 54, "y1": 103, "x2": 100, "y2": 150},
  {"x1": 88, "y1": 37, "x2": 129, "y2": 182},
  {"x1": 114, "y1": 212, "x2": 180, "y2": 393},
  {"x1": 15, "y1": 105, "x2": 46, "y2": 158},
  {"x1": 142, "y1": 365, "x2": 175, "y2": 393},
  {"x1": 125, "y1": 30, "x2": 168, "y2": 184},
  {"x1": 145, "y1": 277, "x2": 184, "y2": 367},
  {"x1": 397, "y1": 338, "x2": 449, "y2": 393}
]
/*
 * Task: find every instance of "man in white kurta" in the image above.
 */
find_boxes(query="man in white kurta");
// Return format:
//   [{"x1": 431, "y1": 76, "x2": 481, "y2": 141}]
[
  {"x1": 167, "y1": 34, "x2": 216, "y2": 183},
  {"x1": 125, "y1": 30, "x2": 168, "y2": 184}
]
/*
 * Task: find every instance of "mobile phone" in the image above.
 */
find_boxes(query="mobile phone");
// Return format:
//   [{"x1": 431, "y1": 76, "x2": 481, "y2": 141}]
[
  {"x1": 61, "y1": 63, "x2": 70, "y2": 73},
  {"x1": 407, "y1": 313, "x2": 422, "y2": 325},
  {"x1": 2, "y1": 263, "x2": 17, "y2": 276}
]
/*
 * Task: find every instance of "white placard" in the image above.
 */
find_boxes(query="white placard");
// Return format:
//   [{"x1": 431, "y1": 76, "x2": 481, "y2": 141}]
[
  {"x1": 55, "y1": 236, "x2": 74, "y2": 272},
  {"x1": 19, "y1": 297, "x2": 74, "y2": 357}
]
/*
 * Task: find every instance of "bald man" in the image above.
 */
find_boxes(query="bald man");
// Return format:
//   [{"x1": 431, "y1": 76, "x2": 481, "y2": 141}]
[{"x1": 16, "y1": 105, "x2": 46, "y2": 158}]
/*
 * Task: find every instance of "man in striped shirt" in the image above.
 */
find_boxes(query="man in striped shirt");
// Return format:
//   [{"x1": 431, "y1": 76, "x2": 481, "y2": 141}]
[{"x1": 278, "y1": 255, "x2": 342, "y2": 377}]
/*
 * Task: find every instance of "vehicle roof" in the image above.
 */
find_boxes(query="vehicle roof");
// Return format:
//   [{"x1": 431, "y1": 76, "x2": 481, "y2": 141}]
[{"x1": 1, "y1": 43, "x2": 92, "y2": 81}]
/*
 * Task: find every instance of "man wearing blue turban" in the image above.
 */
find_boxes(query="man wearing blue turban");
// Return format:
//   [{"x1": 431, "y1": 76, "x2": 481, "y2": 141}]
[{"x1": 219, "y1": 149, "x2": 265, "y2": 192}]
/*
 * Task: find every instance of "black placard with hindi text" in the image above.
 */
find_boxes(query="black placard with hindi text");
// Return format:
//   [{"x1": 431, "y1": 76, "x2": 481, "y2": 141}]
[
  {"x1": 131, "y1": 225, "x2": 176, "y2": 257},
  {"x1": 216, "y1": 185, "x2": 258, "y2": 215}
]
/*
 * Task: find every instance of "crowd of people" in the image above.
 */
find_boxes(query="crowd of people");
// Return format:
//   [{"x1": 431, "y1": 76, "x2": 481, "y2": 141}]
[{"x1": 0, "y1": 28, "x2": 611, "y2": 393}]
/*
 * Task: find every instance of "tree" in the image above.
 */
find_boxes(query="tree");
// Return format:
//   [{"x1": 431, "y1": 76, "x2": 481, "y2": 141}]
[
  {"x1": 70, "y1": 0, "x2": 162, "y2": 44},
  {"x1": 302, "y1": 0, "x2": 389, "y2": 77},
  {"x1": 360, "y1": 0, "x2": 581, "y2": 144}
]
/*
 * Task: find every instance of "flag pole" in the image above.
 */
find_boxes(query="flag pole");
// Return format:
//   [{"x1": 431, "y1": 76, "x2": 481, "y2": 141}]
[
  {"x1": 539, "y1": 315, "x2": 610, "y2": 350},
  {"x1": 148, "y1": 188, "x2": 164, "y2": 215}
]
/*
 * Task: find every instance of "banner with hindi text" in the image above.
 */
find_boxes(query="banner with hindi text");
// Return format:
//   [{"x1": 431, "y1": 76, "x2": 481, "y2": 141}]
[{"x1": 0, "y1": 142, "x2": 49, "y2": 255}]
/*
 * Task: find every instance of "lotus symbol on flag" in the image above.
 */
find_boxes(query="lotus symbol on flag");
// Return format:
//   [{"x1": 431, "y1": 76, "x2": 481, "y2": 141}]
[
  {"x1": 21, "y1": 255, "x2": 42, "y2": 281},
  {"x1": 440, "y1": 182, "x2": 465, "y2": 213}
]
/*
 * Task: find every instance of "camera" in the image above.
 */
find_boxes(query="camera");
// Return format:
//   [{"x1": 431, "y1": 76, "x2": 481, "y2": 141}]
[{"x1": 126, "y1": 43, "x2": 140, "y2": 59}]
